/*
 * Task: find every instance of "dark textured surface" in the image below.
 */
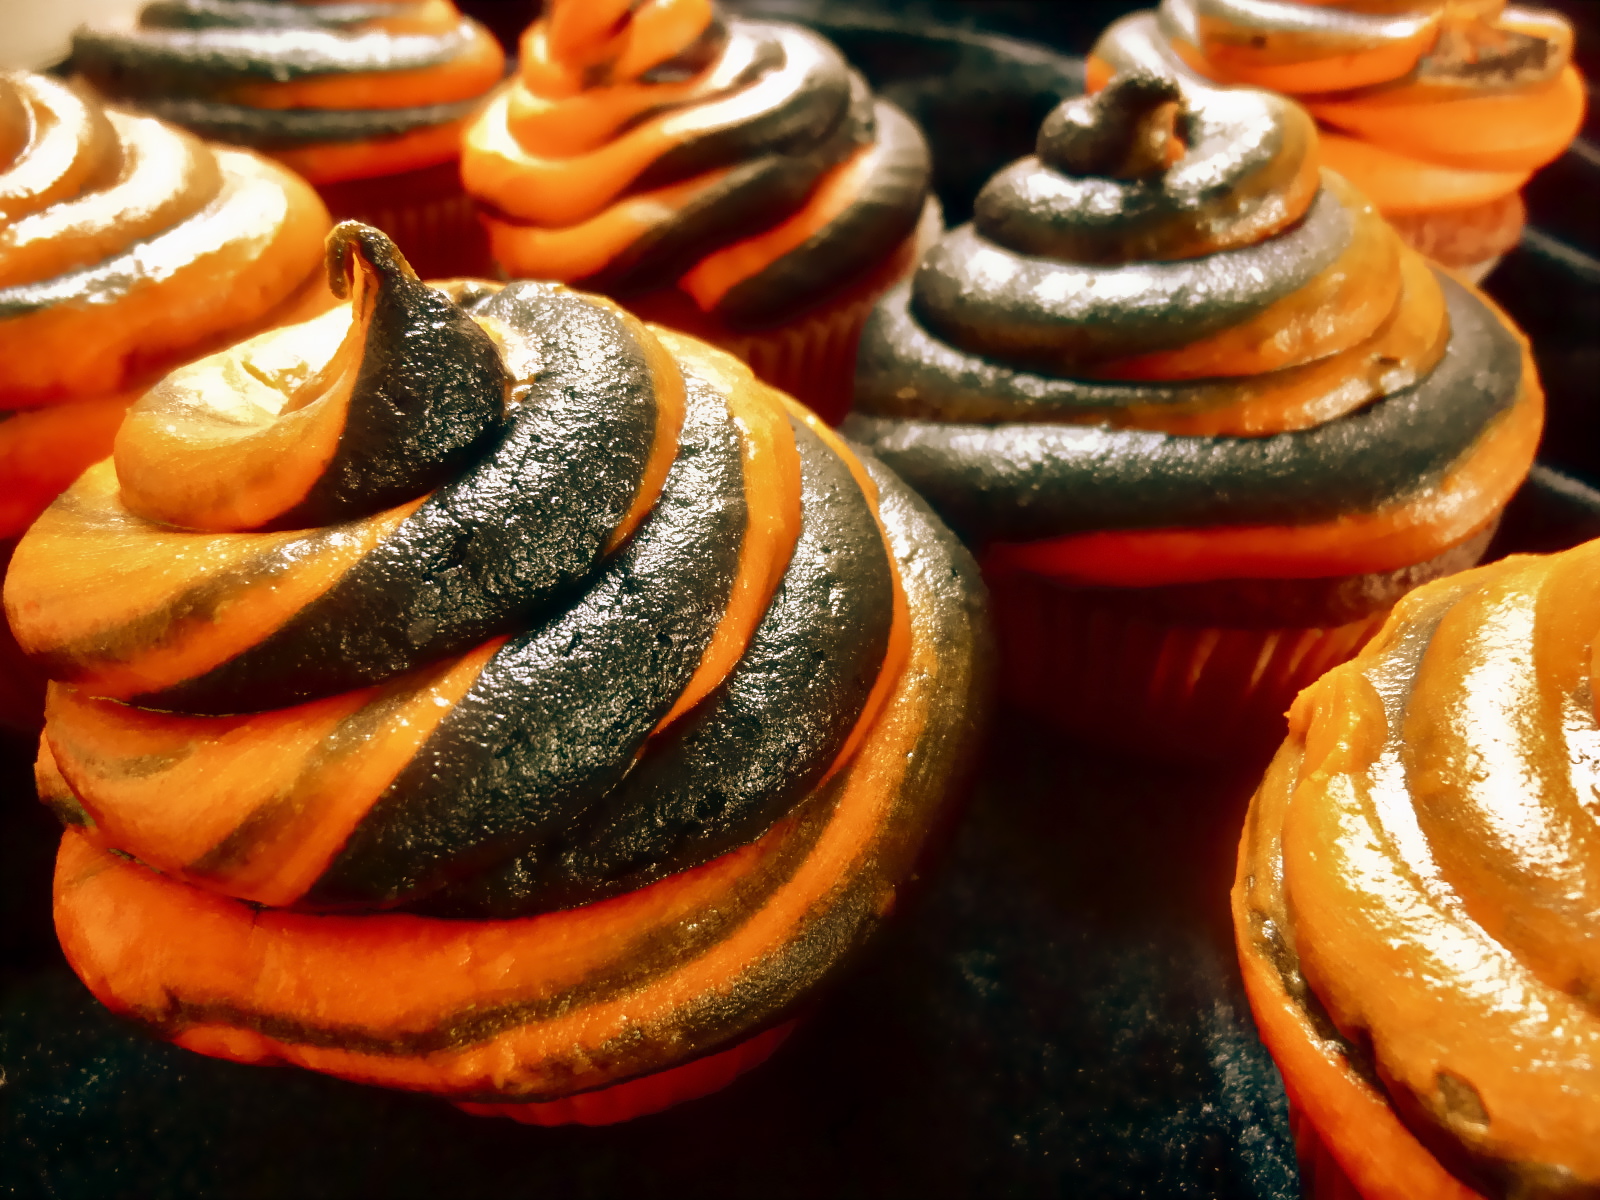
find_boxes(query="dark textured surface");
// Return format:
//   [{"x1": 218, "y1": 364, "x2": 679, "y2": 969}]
[{"x1": 846, "y1": 272, "x2": 1521, "y2": 543}]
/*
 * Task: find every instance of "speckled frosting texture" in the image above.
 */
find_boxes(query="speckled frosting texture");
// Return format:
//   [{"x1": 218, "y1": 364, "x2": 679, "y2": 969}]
[
  {"x1": 73, "y1": 0, "x2": 505, "y2": 183},
  {"x1": 1236, "y1": 541, "x2": 1600, "y2": 1198},
  {"x1": 842, "y1": 27, "x2": 1533, "y2": 578},
  {"x1": 463, "y1": 0, "x2": 931, "y2": 329}
]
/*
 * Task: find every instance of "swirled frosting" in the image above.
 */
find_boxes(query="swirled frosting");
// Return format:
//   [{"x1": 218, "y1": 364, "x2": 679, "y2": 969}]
[
  {"x1": 842, "y1": 31, "x2": 1538, "y2": 589},
  {"x1": 1236, "y1": 541, "x2": 1600, "y2": 1198},
  {"x1": 3, "y1": 221, "x2": 968, "y2": 920},
  {"x1": 0, "y1": 69, "x2": 329, "y2": 537},
  {"x1": 73, "y1": 0, "x2": 505, "y2": 184},
  {"x1": 462, "y1": 0, "x2": 931, "y2": 328},
  {"x1": 1141, "y1": 0, "x2": 1584, "y2": 220}
]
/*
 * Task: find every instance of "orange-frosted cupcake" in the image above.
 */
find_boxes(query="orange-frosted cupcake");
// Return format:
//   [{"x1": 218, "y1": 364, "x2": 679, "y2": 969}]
[
  {"x1": 73, "y1": 0, "x2": 505, "y2": 277},
  {"x1": 843, "y1": 35, "x2": 1541, "y2": 759},
  {"x1": 1234, "y1": 539, "x2": 1600, "y2": 1197},
  {"x1": 5, "y1": 222, "x2": 989, "y2": 1126},
  {"x1": 462, "y1": 0, "x2": 937, "y2": 424},
  {"x1": 1100, "y1": 0, "x2": 1587, "y2": 281},
  {"x1": 0, "y1": 69, "x2": 330, "y2": 730}
]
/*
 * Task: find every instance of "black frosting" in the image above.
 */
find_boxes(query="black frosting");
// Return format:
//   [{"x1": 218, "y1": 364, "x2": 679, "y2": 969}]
[
  {"x1": 412, "y1": 418, "x2": 896, "y2": 917},
  {"x1": 124, "y1": 283, "x2": 667, "y2": 714},
  {"x1": 842, "y1": 271, "x2": 1521, "y2": 543},
  {"x1": 120, "y1": 94, "x2": 488, "y2": 148},
  {"x1": 304, "y1": 373, "x2": 749, "y2": 910}
]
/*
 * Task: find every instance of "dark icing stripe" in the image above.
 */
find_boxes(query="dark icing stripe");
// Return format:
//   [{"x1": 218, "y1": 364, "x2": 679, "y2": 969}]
[
  {"x1": 910, "y1": 181, "x2": 1350, "y2": 371},
  {"x1": 973, "y1": 72, "x2": 1307, "y2": 264},
  {"x1": 276, "y1": 225, "x2": 507, "y2": 527},
  {"x1": 841, "y1": 271, "x2": 1520, "y2": 543},
  {"x1": 303, "y1": 375, "x2": 748, "y2": 910},
  {"x1": 583, "y1": 68, "x2": 873, "y2": 296},
  {"x1": 414, "y1": 417, "x2": 896, "y2": 917},
  {"x1": 138, "y1": 0, "x2": 419, "y2": 32},
  {"x1": 132, "y1": 283, "x2": 665, "y2": 714},
  {"x1": 853, "y1": 278, "x2": 1437, "y2": 423},
  {"x1": 120, "y1": 94, "x2": 487, "y2": 148},
  {"x1": 73, "y1": 20, "x2": 480, "y2": 91},
  {"x1": 714, "y1": 99, "x2": 931, "y2": 328}
]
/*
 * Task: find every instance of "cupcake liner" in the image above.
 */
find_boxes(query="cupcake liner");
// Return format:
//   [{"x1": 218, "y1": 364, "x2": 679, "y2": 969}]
[
  {"x1": 315, "y1": 158, "x2": 489, "y2": 281},
  {"x1": 987, "y1": 567, "x2": 1390, "y2": 758},
  {"x1": 1386, "y1": 192, "x2": 1525, "y2": 279},
  {"x1": 0, "y1": 539, "x2": 45, "y2": 735},
  {"x1": 1290, "y1": 1102, "x2": 1372, "y2": 1200},
  {"x1": 451, "y1": 1020, "x2": 797, "y2": 1127}
]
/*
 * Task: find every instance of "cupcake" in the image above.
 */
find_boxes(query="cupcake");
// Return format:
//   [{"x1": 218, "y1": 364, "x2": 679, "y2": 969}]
[
  {"x1": 460, "y1": 0, "x2": 938, "y2": 425},
  {"x1": 1234, "y1": 539, "x2": 1600, "y2": 1197},
  {"x1": 4, "y1": 222, "x2": 990, "y2": 1124},
  {"x1": 1101, "y1": 1, "x2": 1586, "y2": 281},
  {"x1": 841, "y1": 39, "x2": 1541, "y2": 758},
  {"x1": 0, "y1": 69, "x2": 330, "y2": 729},
  {"x1": 73, "y1": 0, "x2": 505, "y2": 278}
]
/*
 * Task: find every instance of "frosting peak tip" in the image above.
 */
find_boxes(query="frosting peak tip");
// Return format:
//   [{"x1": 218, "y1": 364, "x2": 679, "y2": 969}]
[
  {"x1": 1039, "y1": 70, "x2": 1184, "y2": 181},
  {"x1": 326, "y1": 220, "x2": 415, "y2": 300}
]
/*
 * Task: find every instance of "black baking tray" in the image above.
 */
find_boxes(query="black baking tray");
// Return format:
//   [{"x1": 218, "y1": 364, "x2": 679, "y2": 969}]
[{"x1": 4, "y1": 5, "x2": 1600, "y2": 1197}]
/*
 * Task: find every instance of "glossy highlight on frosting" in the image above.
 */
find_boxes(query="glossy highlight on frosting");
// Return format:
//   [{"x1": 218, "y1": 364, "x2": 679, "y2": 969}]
[
  {"x1": 1134, "y1": 0, "x2": 1585, "y2": 239},
  {"x1": 3, "y1": 222, "x2": 990, "y2": 1109},
  {"x1": 73, "y1": 0, "x2": 505, "y2": 184},
  {"x1": 843, "y1": 31, "x2": 1538, "y2": 589},
  {"x1": 1235, "y1": 541, "x2": 1600, "y2": 1198},
  {"x1": 0, "y1": 69, "x2": 330, "y2": 539},
  {"x1": 463, "y1": 0, "x2": 931, "y2": 328}
]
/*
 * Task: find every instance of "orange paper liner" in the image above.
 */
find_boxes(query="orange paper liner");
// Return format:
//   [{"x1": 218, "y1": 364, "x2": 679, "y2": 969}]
[
  {"x1": 1386, "y1": 192, "x2": 1525, "y2": 275},
  {"x1": 1291, "y1": 1101, "x2": 1374, "y2": 1200},
  {"x1": 316, "y1": 158, "x2": 489, "y2": 281},
  {"x1": 987, "y1": 568, "x2": 1390, "y2": 759},
  {"x1": 452, "y1": 1019, "x2": 797, "y2": 1127}
]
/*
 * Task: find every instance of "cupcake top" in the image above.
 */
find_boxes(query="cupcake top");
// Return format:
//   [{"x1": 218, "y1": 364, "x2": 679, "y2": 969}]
[
  {"x1": 1137, "y1": 0, "x2": 1584, "y2": 214},
  {"x1": 4, "y1": 220, "x2": 954, "y2": 919},
  {"x1": 0, "y1": 69, "x2": 328, "y2": 408},
  {"x1": 72, "y1": 0, "x2": 505, "y2": 184},
  {"x1": 462, "y1": 0, "x2": 932, "y2": 329},
  {"x1": 1237, "y1": 540, "x2": 1600, "y2": 1196},
  {"x1": 843, "y1": 28, "x2": 1538, "y2": 588}
]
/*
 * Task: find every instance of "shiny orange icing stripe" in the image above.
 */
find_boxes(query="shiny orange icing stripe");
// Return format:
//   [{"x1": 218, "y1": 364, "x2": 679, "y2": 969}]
[
  {"x1": 274, "y1": 117, "x2": 472, "y2": 185},
  {"x1": 1316, "y1": 131, "x2": 1528, "y2": 214}
]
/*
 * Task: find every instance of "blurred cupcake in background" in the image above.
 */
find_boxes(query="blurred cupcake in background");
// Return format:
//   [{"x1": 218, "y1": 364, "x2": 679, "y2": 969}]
[
  {"x1": 0, "y1": 68, "x2": 330, "y2": 730},
  {"x1": 73, "y1": 0, "x2": 505, "y2": 277},
  {"x1": 1101, "y1": 0, "x2": 1587, "y2": 281},
  {"x1": 461, "y1": 0, "x2": 937, "y2": 424},
  {"x1": 843, "y1": 31, "x2": 1542, "y2": 759}
]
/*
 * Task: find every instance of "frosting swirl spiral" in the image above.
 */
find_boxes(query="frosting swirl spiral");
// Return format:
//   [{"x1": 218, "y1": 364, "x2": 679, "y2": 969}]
[
  {"x1": 1236, "y1": 540, "x2": 1600, "y2": 1198},
  {"x1": 5, "y1": 221, "x2": 966, "y2": 919},
  {"x1": 462, "y1": 0, "x2": 931, "y2": 328},
  {"x1": 843, "y1": 25, "x2": 1539, "y2": 589},
  {"x1": 1143, "y1": 0, "x2": 1584, "y2": 244},
  {"x1": 0, "y1": 69, "x2": 329, "y2": 537},
  {"x1": 73, "y1": 0, "x2": 505, "y2": 184}
]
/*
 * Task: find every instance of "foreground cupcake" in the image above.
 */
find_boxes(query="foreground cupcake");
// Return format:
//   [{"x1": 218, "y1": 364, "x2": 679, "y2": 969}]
[
  {"x1": 461, "y1": 0, "x2": 937, "y2": 424},
  {"x1": 1104, "y1": 1, "x2": 1586, "y2": 280},
  {"x1": 4, "y1": 222, "x2": 989, "y2": 1124},
  {"x1": 842, "y1": 45, "x2": 1541, "y2": 757},
  {"x1": 0, "y1": 69, "x2": 329, "y2": 729},
  {"x1": 73, "y1": 0, "x2": 505, "y2": 277},
  {"x1": 1235, "y1": 540, "x2": 1600, "y2": 1197}
]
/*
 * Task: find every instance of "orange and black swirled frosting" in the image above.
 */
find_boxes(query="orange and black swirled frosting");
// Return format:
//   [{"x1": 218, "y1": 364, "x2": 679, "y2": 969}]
[
  {"x1": 0, "y1": 69, "x2": 328, "y2": 538},
  {"x1": 463, "y1": 0, "x2": 931, "y2": 328},
  {"x1": 1236, "y1": 540, "x2": 1600, "y2": 1198},
  {"x1": 842, "y1": 25, "x2": 1539, "y2": 592},
  {"x1": 2, "y1": 223, "x2": 988, "y2": 1103},
  {"x1": 73, "y1": 0, "x2": 505, "y2": 184}
]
